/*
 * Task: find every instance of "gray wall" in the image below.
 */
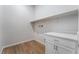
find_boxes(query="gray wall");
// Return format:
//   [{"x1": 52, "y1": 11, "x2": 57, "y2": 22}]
[
  {"x1": 0, "y1": 6, "x2": 3, "y2": 53},
  {"x1": 1, "y1": 5, "x2": 79, "y2": 47},
  {"x1": 2, "y1": 6, "x2": 35, "y2": 46},
  {"x1": 35, "y1": 5, "x2": 78, "y2": 20}
]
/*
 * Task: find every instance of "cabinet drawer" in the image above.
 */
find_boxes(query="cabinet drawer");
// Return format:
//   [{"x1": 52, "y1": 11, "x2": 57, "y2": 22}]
[
  {"x1": 56, "y1": 45, "x2": 76, "y2": 54},
  {"x1": 45, "y1": 35, "x2": 77, "y2": 49},
  {"x1": 54, "y1": 37, "x2": 77, "y2": 49}
]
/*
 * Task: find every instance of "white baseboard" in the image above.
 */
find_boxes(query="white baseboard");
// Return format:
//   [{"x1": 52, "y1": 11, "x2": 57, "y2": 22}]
[
  {"x1": 2, "y1": 39, "x2": 44, "y2": 50},
  {"x1": 2, "y1": 39, "x2": 33, "y2": 49},
  {"x1": 0, "y1": 47, "x2": 3, "y2": 54}
]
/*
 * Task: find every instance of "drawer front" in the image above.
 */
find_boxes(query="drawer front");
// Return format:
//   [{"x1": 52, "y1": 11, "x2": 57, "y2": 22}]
[
  {"x1": 56, "y1": 45, "x2": 75, "y2": 54},
  {"x1": 54, "y1": 37, "x2": 77, "y2": 49},
  {"x1": 45, "y1": 35, "x2": 77, "y2": 49}
]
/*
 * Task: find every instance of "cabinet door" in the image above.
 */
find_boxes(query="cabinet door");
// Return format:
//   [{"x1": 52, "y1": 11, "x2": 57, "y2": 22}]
[
  {"x1": 44, "y1": 35, "x2": 55, "y2": 54},
  {"x1": 45, "y1": 40, "x2": 55, "y2": 54},
  {"x1": 55, "y1": 45, "x2": 75, "y2": 54}
]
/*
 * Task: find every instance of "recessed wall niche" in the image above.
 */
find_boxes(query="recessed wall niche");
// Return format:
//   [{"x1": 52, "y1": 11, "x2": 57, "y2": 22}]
[{"x1": 31, "y1": 10, "x2": 78, "y2": 35}]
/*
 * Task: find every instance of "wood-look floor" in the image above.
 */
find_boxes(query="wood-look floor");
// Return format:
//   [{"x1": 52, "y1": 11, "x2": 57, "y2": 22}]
[{"x1": 2, "y1": 40, "x2": 45, "y2": 54}]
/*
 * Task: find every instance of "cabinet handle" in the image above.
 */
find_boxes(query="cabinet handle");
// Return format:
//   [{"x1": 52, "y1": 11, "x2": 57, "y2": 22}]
[
  {"x1": 54, "y1": 45, "x2": 58, "y2": 51},
  {"x1": 55, "y1": 46, "x2": 58, "y2": 51}
]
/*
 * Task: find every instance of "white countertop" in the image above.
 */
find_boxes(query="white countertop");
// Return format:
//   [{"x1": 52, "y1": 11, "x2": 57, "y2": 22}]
[{"x1": 44, "y1": 32, "x2": 77, "y2": 40}]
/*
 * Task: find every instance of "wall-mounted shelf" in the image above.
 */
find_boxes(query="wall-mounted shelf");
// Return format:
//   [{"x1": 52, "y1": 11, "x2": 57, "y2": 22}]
[{"x1": 31, "y1": 9, "x2": 78, "y2": 23}]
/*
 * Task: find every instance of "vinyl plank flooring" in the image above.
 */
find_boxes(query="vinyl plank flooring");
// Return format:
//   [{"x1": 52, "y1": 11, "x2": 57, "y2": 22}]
[
  {"x1": 2, "y1": 40, "x2": 45, "y2": 54},
  {"x1": 2, "y1": 46, "x2": 16, "y2": 54}
]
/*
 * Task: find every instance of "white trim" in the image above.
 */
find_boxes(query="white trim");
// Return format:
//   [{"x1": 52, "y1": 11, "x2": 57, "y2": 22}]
[
  {"x1": 2, "y1": 39, "x2": 44, "y2": 50},
  {"x1": 0, "y1": 47, "x2": 3, "y2": 54},
  {"x1": 30, "y1": 9, "x2": 78, "y2": 22},
  {"x1": 2, "y1": 39, "x2": 33, "y2": 49}
]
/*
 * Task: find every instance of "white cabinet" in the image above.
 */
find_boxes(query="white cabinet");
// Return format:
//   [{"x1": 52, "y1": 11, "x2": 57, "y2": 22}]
[
  {"x1": 31, "y1": 10, "x2": 78, "y2": 54},
  {"x1": 55, "y1": 45, "x2": 74, "y2": 54},
  {"x1": 44, "y1": 35, "x2": 55, "y2": 54},
  {"x1": 44, "y1": 35, "x2": 77, "y2": 54}
]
